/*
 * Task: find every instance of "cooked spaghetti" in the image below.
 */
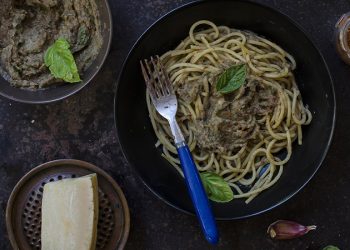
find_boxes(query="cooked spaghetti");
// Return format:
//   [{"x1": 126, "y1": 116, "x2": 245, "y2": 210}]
[{"x1": 146, "y1": 20, "x2": 312, "y2": 203}]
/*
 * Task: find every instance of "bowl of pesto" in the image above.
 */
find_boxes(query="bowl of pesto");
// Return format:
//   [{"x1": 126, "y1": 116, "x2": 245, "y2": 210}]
[{"x1": 0, "y1": 0, "x2": 112, "y2": 103}]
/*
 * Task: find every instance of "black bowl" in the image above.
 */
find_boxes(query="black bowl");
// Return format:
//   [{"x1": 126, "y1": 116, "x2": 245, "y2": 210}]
[
  {"x1": 0, "y1": 0, "x2": 112, "y2": 104},
  {"x1": 115, "y1": 0, "x2": 335, "y2": 219}
]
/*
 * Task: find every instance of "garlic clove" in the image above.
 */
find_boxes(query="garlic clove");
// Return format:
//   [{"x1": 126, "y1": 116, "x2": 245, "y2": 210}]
[{"x1": 267, "y1": 220, "x2": 316, "y2": 240}]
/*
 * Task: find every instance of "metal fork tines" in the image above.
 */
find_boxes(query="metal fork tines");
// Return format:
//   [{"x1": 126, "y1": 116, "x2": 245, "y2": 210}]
[{"x1": 140, "y1": 56, "x2": 184, "y2": 144}]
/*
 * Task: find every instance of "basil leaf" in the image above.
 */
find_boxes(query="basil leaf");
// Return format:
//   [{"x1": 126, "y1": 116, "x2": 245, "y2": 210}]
[
  {"x1": 323, "y1": 246, "x2": 340, "y2": 250},
  {"x1": 216, "y1": 64, "x2": 247, "y2": 94},
  {"x1": 44, "y1": 38, "x2": 81, "y2": 83},
  {"x1": 200, "y1": 172, "x2": 234, "y2": 203}
]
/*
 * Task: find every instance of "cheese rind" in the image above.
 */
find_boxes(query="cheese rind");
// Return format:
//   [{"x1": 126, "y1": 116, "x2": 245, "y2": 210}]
[{"x1": 41, "y1": 174, "x2": 98, "y2": 250}]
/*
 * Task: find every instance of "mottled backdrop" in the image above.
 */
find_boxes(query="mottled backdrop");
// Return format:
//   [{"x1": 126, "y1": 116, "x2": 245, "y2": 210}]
[{"x1": 1, "y1": 0, "x2": 350, "y2": 249}]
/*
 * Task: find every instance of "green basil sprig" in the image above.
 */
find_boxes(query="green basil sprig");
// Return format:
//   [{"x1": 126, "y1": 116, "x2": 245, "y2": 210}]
[
  {"x1": 323, "y1": 246, "x2": 340, "y2": 250},
  {"x1": 200, "y1": 172, "x2": 234, "y2": 202},
  {"x1": 216, "y1": 64, "x2": 247, "y2": 94},
  {"x1": 44, "y1": 38, "x2": 81, "y2": 83}
]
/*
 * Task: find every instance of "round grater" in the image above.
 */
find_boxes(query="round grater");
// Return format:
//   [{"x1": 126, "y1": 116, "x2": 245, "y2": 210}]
[{"x1": 6, "y1": 159, "x2": 130, "y2": 250}]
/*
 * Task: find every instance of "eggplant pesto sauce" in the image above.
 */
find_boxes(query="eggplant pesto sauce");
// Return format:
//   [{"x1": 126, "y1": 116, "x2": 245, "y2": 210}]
[
  {"x1": 179, "y1": 73, "x2": 278, "y2": 153},
  {"x1": 0, "y1": 0, "x2": 102, "y2": 88}
]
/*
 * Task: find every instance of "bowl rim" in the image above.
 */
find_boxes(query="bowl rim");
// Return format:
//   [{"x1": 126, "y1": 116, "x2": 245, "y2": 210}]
[
  {"x1": 0, "y1": 0, "x2": 113, "y2": 104},
  {"x1": 114, "y1": 0, "x2": 336, "y2": 220}
]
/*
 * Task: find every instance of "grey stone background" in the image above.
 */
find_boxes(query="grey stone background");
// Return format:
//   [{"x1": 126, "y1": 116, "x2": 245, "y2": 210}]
[{"x1": 0, "y1": 0, "x2": 349, "y2": 249}]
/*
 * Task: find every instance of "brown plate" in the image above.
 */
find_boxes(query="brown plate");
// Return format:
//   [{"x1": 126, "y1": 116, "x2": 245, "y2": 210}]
[
  {"x1": 6, "y1": 159, "x2": 130, "y2": 250},
  {"x1": 0, "y1": 0, "x2": 112, "y2": 104}
]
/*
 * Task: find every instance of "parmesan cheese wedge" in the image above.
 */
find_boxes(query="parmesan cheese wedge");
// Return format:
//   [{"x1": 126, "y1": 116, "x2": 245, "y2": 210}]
[{"x1": 41, "y1": 174, "x2": 98, "y2": 250}]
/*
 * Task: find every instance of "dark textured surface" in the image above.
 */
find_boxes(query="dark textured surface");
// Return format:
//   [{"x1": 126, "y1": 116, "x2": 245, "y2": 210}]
[{"x1": 0, "y1": 0, "x2": 349, "y2": 249}]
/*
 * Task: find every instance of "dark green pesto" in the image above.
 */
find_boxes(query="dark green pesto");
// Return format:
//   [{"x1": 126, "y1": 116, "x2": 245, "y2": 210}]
[{"x1": 0, "y1": 0, "x2": 102, "y2": 88}]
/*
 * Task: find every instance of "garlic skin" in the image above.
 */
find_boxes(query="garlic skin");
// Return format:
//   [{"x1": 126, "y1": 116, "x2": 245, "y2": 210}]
[{"x1": 267, "y1": 220, "x2": 317, "y2": 240}]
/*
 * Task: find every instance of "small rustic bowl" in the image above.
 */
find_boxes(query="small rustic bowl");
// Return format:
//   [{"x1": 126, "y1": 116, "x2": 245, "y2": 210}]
[
  {"x1": 335, "y1": 12, "x2": 350, "y2": 65},
  {"x1": 0, "y1": 0, "x2": 112, "y2": 104}
]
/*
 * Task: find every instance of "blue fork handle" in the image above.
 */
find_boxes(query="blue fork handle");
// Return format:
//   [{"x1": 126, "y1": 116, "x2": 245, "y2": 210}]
[{"x1": 176, "y1": 143, "x2": 219, "y2": 244}]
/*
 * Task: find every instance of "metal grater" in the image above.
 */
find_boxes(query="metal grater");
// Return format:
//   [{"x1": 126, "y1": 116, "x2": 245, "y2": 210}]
[{"x1": 6, "y1": 160, "x2": 130, "y2": 250}]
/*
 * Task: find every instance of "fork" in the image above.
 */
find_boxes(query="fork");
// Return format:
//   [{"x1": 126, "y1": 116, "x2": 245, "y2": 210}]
[{"x1": 140, "y1": 56, "x2": 219, "y2": 245}]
